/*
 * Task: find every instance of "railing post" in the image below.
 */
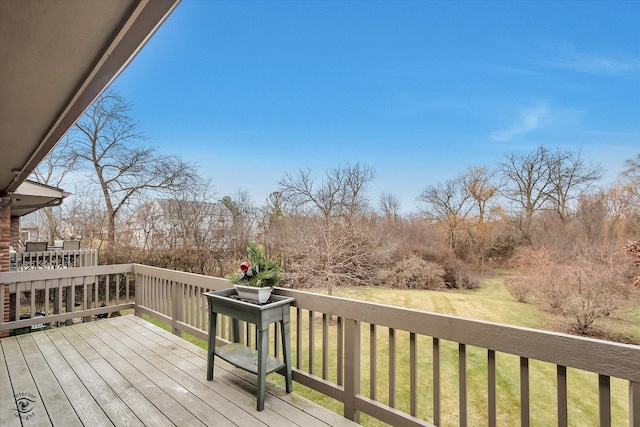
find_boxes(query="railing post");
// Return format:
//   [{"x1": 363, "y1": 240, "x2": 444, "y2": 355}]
[
  {"x1": 171, "y1": 281, "x2": 182, "y2": 337},
  {"x1": 134, "y1": 272, "x2": 141, "y2": 318},
  {"x1": 344, "y1": 318, "x2": 360, "y2": 423},
  {"x1": 631, "y1": 381, "x2": 640, "y2": 427}
]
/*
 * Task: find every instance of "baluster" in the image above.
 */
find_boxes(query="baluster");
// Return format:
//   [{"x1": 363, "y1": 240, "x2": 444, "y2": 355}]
[
  {"x1": 30, "y1": 281, "x2": 36, "y2": 317},
  {"x1": 520, "y1": 357, "x2": 530, "y2": 427},
  {"x1": 433, "y1": 337, "x2": 440, "y2": 426},
  {"x1": 370, "y1": 323, "x2": 377, "y2": 399},
  {"x1": 337, "y1": 316, "x2": 343, "y2": 386},
  {"x1": 389, "y1": 327, "x2": 396, "y2": 408},
  {"x1": 557, "y1": 365, "x2": 567, "y2": 427},
  {"x1": 322, "y1": 313, "x2": 329, "y2": 380},
  {"x1": 273, "y1": 322, "x2": 280, "y2": 358},
  {"x1": 410, "y1": 332, "x2": 417, "y2": 417},
  {"x1": 125, "y1": 275, "x2": 130, "y2": 303},
  {"x1": 488, "y1": 350, "x2": 497, "y2": 427},
  {"x1": 599, "y1": 374, "x2": 611, "y2": 427},
  {"x1": 309, "y1": 310, "x2": 315, "y2": 374},
  {"x1": 44, "y1": 280, "x2": 51, "y2": 316},
  {"x1": 459, "y1": 343, "x2": 467, "y2": 427},
  {"x1": 296, "y1": 307, "x2": 302, "y2": 370},
  {"x1": 115, "y1": 274, "x2": 120, "y2": 305}
]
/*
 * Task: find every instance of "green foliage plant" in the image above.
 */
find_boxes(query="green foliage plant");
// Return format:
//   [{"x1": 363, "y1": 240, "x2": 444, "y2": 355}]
[{"x1": 226, "y1": 240, "x2": 282, "y2": 287}]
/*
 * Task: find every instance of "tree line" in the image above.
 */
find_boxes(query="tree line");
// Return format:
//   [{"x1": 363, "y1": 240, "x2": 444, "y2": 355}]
[{"x1": 29, "y1": 90, "x2": 640, "y2": 337}]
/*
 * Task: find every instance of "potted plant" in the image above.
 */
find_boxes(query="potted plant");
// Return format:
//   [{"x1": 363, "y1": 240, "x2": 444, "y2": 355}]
[{"x1": 226, "y1": 240, "x2": 282, "y2": 303}]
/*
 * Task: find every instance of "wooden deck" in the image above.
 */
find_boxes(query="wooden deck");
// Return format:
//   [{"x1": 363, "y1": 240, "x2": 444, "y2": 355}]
[{"x1": 0, "y1": 315, "x2": 358, "y2": 427}]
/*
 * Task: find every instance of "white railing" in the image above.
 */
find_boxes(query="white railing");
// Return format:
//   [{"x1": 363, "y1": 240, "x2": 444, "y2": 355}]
[
  {"x1": 10, "y1": 249, "x2": 98, "y2": 270},
  {"x1": 1, "y1": 264, "x2": 639, "y2": 426}
]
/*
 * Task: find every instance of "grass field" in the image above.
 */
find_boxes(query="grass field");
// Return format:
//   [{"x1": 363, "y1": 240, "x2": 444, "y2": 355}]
[{"x1": 145, "y1": 271, "x2": 639, "y2": 426}]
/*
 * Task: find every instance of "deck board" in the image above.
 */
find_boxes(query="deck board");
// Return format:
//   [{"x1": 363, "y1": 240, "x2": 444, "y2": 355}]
[
  {"x1": 87, "y1": 319, "x2": 268, "y2": 427},
  {"x1": 58, "y1": 325, "x2": 204, "y2": 427},
  {"x1": 45, "y1": 327, "x2": 151, "y2": 426},
  {"x1": 16, "y1": 334, "x2": 82, "y2": 427},
  {"x1": 1, "y1": 337, "x2": 49, "y2": 426},
  {"x1": 29, "y1": 331, "x2": 114, "y2": 426},
  {"x1": 114, "y1": 316, "x2": 328, "y2": 425},
  {"x1": 117, "y1": 315, "x2": 358, "y2": 427},
  {"x1": 0, "y1": 338, "x2": 22, "y2": 427},
  {"x1": 0, "y1": 315, "x2": 359, "y2": 426}
]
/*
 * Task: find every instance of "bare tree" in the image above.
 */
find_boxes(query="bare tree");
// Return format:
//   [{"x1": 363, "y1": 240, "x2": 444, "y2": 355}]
[
  {"x1": 278, "y1": 163, "x2": 376, "y2": 294},
  {"x1": 379, "y1": 192, "x2": 401, "y2": 223},
  {"x1": 259, "y1": 191, "x2": 287, "y2": 253},
  {"x1": 462, "y1": 166, "x2": 499, "y2": 225},
  {"x1": 418, "y1": 176, "x2": 473, "y2": 251},
  {"x1": 221, "y1": 190, "x2": 257, "y2": 258},
  {"x1": 602, "y1": 184, "x2": 638, "y2": 244},
  {"x1": 546, "y1": 147, "x2": 603, "y2": 221},
  {"x1": 498, "y1": 145, "x2": 603, "y2": 244},
  {"x1": 71, "y1": 90, "x2": 197, "y2": 249},
  {"x1": 622, "y1": 153, "x2": 640, "y2": 202},
  {"x1": 457, "y1": 166, "x2": 503, "y2": 268},
  {"x1": 31, "y1": 136, "x2": 77, "y2": 242},
  {"x1": 498, "y1": 145, "x2": 555, "y2": 225},
  {"x1": 58, "y1": 186, "x2": 108, "y2": 250}
]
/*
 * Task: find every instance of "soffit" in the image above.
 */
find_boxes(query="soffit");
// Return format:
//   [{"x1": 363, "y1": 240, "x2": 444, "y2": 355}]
[
  {"x1": 0, "y1": 0, "x2": 179, "y2": 195},
  {"x1": 10, "y1": 180, "x2": 70, "y2": 218}
]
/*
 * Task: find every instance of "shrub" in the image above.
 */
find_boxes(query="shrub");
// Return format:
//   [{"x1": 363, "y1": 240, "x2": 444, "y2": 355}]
[
  {"x1": 378, "y1": 255, "x2": 445, "y2": 290},
  {"x1": 513, "y1": 246, "x2": 637, "y2": 335},
  {"x1": 504, "y1": 275, "x2": 533, "y2": 303},
  {"x1": 442, "y1": 259, "x2": 480, "y2": 290}
]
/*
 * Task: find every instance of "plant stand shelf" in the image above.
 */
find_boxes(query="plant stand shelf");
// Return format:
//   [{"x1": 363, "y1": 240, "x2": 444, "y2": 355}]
[
  {"x1": 204, "y1": 289, "x2": 294, "y2": 411},
  {"x1": 215, "y1": 343, "x2": 285, "y2": 375}
]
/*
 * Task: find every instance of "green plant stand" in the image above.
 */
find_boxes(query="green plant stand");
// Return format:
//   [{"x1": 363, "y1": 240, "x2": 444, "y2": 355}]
[{"x1": 205, "y1": 289, "x2": 294, "y2": 411}]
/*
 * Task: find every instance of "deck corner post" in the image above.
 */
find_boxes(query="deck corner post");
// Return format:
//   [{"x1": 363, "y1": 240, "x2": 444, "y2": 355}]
[
  {"x1": 171, "y1": 281, "x2": 182, "y2": 337},
  {"x1": 344, "y1": 318, "x2": 361, "y2": 423}
]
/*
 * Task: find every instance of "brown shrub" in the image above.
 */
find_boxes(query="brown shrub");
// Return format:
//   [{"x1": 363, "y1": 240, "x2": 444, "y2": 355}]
[
  {"x1": 504, "y1": 275, "x2": 533, "y2": 303},
  {"x1": 378, "y1": 255, "x2": 446, "y2": 290},
  {"x1": 513, "y1": 245, "x2": 637, "y2": 335},
  {"x1": 441, "y1": 258, "x2": 480, "y2": 290}
]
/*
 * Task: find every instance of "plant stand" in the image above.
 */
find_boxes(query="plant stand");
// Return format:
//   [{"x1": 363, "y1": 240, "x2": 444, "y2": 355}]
[{"x1": 204, "y1": 288, "x2": 294, "y2": 411}]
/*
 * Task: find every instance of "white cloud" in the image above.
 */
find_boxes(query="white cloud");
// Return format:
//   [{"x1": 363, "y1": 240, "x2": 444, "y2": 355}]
[
  {"x1": 548, "y1": 46, "x2": 640, "y2": 77},
  {"x1": 490, "y1": 104, "x2": 549, "y2": 142}
]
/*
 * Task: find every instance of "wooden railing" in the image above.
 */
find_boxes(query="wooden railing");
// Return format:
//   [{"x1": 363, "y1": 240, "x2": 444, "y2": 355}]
[
  {"x1": 2, "y1": 264, "x2": 639, "y2": 426},
  {"x1": 133, "y1": 265, "x2": 640, "y2": 427},
  {"x1": 0, "y1": 264, "x2": 133, "y2": 332}
]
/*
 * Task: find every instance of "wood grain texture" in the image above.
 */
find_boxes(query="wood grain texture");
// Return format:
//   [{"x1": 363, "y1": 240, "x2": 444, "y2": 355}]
[
  {"x1": 16, "y1": 334, "x2": 82, "y2": 427},
  {"x1": 0, "y1": 315, "x2": 352, "y2": 426}
]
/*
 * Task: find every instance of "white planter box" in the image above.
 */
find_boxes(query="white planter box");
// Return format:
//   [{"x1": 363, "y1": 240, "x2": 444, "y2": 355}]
[{"x1": 234, "y1": 285, "x2": 273, "y2": 303}]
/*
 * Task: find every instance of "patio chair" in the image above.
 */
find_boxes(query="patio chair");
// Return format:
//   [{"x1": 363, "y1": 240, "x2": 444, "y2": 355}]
[
  {"x1": 25, "y1": 241, "x2": 48, "y2": 252},
  {"x1": 62, "y1": 240, "x2": 81, "y2": 250},
  {"x1": 24, "y1": 241, "x2": 48, "y2": 269}
]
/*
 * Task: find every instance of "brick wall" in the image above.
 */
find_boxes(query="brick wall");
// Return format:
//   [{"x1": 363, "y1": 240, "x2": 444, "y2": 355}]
[
  {"x1": 0, "y1": 206, "x2": 9, "y2": 337},
  {"x1": 10, "y1": 216, "x2": 19, "y2": 249}
]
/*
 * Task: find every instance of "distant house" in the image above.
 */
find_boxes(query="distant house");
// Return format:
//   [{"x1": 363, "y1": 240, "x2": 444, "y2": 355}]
[{"x1": 128, "y1": 198, "x2": 233, "y2": 250}]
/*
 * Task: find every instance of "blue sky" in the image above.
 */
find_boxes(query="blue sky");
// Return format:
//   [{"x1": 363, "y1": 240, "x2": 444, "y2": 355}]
[{"x1": 113, "y1": 0, "x2": 640, "y2": 214}]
